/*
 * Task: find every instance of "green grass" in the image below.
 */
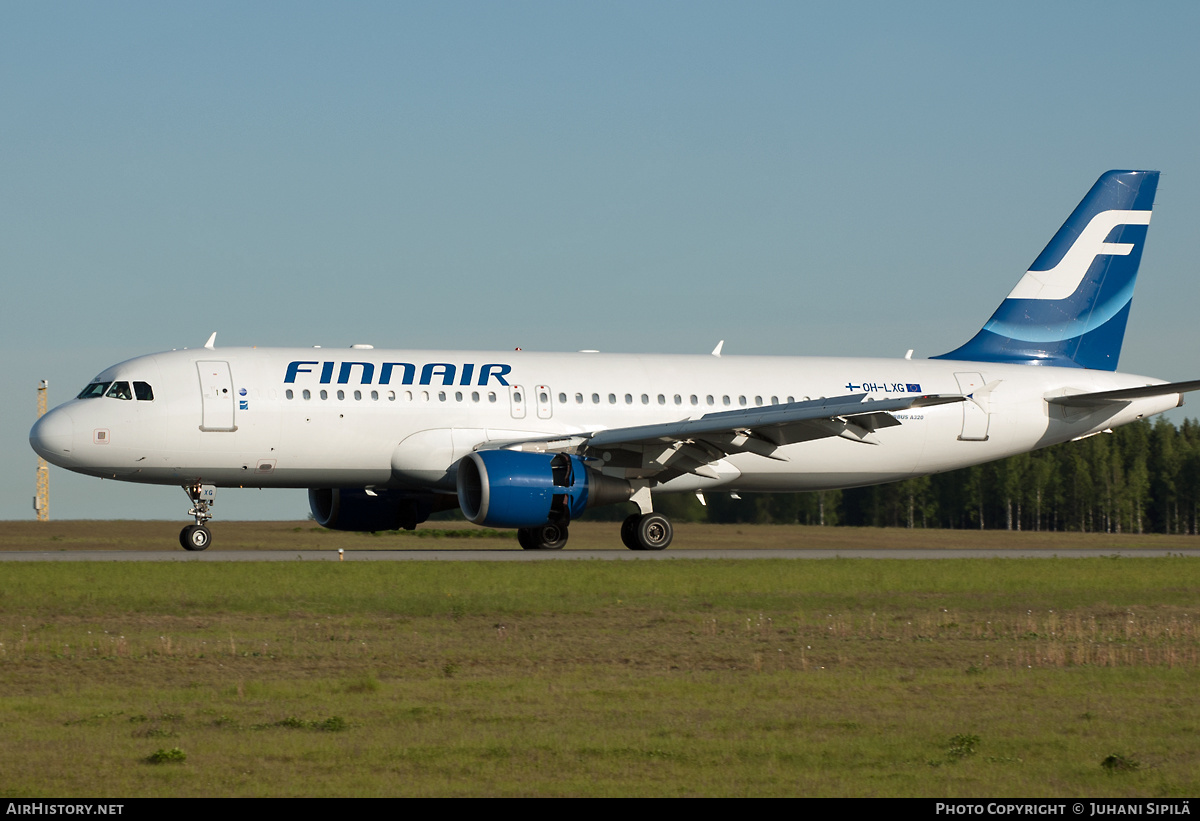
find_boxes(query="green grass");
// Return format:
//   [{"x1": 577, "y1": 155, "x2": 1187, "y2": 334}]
[
  {"x1": 1, "y1": 557, "x2": 1197, "y2": 796},
  {"x1": 1, "y1": 557, "x2": 1196, "y2": 615}
]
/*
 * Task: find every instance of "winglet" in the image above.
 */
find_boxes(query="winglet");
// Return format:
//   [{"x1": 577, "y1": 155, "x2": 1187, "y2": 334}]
[
  {"x1": 711, "y1": 340, "x2": 724, "y2": 357},
  {"x1": 204, "y1": 332, "x2": 217, "y2": 350}
]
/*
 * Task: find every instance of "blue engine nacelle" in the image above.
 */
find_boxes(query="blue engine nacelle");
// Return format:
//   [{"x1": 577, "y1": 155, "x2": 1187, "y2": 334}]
[
  {"x1": 308, "y1": 488, "x2": 438, "y2": 532},
  {"x1": 456, "y1": 450, "x2": 632, "y2": 528}
]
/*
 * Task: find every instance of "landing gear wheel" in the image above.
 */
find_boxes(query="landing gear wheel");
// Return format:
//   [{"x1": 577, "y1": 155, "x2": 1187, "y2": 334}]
[
  {"x1": 635, "y1": 513, "x2": 672, "y2": 551},
  {"x1": 180, "y1": 524, "x2": 211, "y2": 551},
  {"x1": 518, "y1": 523, "x2": 568, "y2": 550},
  {"x1": 621, "y1": 513, "x2": 643, "y2": 550},
  {"x1": 535, "y1": 523, "x2": 568, "y2": 550}
]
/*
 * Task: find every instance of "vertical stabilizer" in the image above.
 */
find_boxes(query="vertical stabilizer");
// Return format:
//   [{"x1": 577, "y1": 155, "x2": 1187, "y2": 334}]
[{"x1": 934, "y1": 170, "x2": 1158, "y2": 370}]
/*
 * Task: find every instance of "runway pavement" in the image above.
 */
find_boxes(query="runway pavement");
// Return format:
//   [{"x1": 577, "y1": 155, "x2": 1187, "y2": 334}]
[{"x1": 2, "y1": 548, "x2": 1199, "y2": 561}]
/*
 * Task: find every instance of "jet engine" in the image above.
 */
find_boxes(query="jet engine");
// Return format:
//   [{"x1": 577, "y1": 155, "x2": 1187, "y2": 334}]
[
  {"x1": 308, "y1": 488, "x2": 440, "y2": 532},
  {"x1": 456, "y1": 450, "x2": 632, "y2": 528}
]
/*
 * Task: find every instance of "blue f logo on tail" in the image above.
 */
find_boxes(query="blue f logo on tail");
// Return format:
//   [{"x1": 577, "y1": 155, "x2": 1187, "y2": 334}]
[{"x1": 935, "y1": 170, "x2": 1158, "y2": 370}]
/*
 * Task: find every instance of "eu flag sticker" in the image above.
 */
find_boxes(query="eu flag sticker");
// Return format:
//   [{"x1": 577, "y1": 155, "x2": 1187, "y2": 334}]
[{"x1": 906, "y1": 383, "x2": 922, "y2": 392}]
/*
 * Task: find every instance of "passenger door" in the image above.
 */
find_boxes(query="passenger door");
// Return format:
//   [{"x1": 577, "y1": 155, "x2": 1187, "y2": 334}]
[{"x1": 197, "y1": 361, "x2": 237, "y2": 431}]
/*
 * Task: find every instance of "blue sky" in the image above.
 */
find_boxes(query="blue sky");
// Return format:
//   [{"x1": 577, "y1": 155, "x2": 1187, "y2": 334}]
[{"x1": 5, "y1": 1, "x2": 1200, "y2": 521}]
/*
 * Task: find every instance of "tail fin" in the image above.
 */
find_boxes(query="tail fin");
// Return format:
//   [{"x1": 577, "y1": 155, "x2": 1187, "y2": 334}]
[{"x1": 933, "y1": 169, "x2": 1158, "y2": 370}]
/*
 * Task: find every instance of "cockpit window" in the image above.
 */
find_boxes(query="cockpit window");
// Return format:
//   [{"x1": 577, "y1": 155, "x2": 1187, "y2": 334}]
[
  {"x1": 77, "y1": 382, "x2": 111, "y2": 399},
  {"x1": 105, "y1": 381, "x2": 133, "y2": 400},
  {"x1": 134, "y1": 382, "x2": 154, "y2": 401}
]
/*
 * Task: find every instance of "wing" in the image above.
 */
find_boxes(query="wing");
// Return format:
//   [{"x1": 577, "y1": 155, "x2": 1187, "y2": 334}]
[{"x1": 479, "y1": 393, "x2": 965, "y2": 482}]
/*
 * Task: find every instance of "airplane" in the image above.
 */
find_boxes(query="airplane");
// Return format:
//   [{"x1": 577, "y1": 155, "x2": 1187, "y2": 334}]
[{"x1": 29, "y1": 170, "x2": 1200, "y2": 551}]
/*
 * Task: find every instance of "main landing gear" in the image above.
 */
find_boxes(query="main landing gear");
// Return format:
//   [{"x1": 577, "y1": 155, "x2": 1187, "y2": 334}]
[
  {"x1": 517, "y1": 484, "x2": 673, "y2": 551},
  {"x1": 617, "y1": 485, "x2": 672, "y2": 550},
  {"x1": 179, "y1": 482, "x2": 215, "y2": 551},
  {"x1": 620, "y1": 512, "x2": 673, "y2": 550},
  {"x1": 517, "y1": 523, "x2": 569, "y2": 550},
  {"x1": 516, "y1": 513, "x2": 673, "y2": 551}
]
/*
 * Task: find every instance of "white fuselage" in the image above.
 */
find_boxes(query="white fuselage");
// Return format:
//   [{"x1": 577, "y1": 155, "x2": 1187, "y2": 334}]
[{"x1": 31, "y1": 346, "x2": 1179, "y2": 498}]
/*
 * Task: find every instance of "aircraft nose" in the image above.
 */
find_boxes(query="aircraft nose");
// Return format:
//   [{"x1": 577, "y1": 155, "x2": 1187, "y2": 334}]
[{"x1": 30, "y1": 408, "x2": 74, "y2": 463}]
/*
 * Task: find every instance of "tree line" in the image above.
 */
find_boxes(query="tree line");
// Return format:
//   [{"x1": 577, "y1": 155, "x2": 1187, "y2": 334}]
[{"x1": 603, "y1": 417, "x2": 1200, "y2": 534}]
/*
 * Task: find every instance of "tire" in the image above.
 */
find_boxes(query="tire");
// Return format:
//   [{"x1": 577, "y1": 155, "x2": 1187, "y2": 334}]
[
  {"x1": 532, "y1": 523, "x2": 568, "y2": 550},
  {"x1": 620, "y1": 513, "x2": 643, "y2": 550},
  {"x1": 635, "y1": 514, "x2": 672, "y2": 551},
  {"x1": 180, "y1": 524, "x2": 211, "y2": 551},
  {"x1": 517, "y1": 524, "x2": 568, "y2": 550}
]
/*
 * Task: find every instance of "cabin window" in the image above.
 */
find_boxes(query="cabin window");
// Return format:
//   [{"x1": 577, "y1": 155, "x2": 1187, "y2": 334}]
[
  {"x1": 624, "y1": 394, "x2": 633, "y2": 404},
  {"x1": 641, "y1": 394, "x2": 649, "y2": 405},
  {"x1": 488, "y1": 392, "x2": 497, "y2": 403},
  {"x1": 690, "y1": 395, "x2": 698, "y2": 406},
  {"x1": 320, "y1": 390, "x2": 328, "y2": 400},
  {"x1": 722, "y1": 395, "x2": 731, "y2": 406},
  {"x1": 754, "y1": 396, "x2": 762, "y2": 406},
  {"x1": 575, "y1": 393, "x2": 583, "y2": 404},
  {"x1": 657, "y1": 394, "x2": 666, "y2": 405},
  {"x1": 706, "y1": 395, "x2": 714, "y2": 406},
  {"x1": 738, "y1": 395, "x2": 747, "y2": 406},
  {"x1": 105, "y1": 382, "x2": 132, "y2": 400},
  {"x1": 592, "y1": 393, "x2": 600, "y2": 404},
  {"x1": 337, "y1": 390, "x2": 345, "y2": 400},
  {"x1": 558, "y1": 392, "x2": 567, "y2": 404},
  {"x1": 371, "y1": 390, "x2": 379, "y2": 400},
  {"x1": 438, "y1": 391, "x2": 447, "y2": 402},
  {"x1": 674, "y1": 394, "x2": 681, "y2": 405},
  {"x1": 286, "y1": 389, "x2": 294, "y2": 400},
  {"x1": 771, "y1": 396, "x2": 779, "y2": 405},
  {"x1": 303, "y1": 389, "x2": 312, "y2": 400},
  {"x1": 455, "y1": 391, "x2": 463, "y2": 402},
  {"x1": 133, "y1": 382, "x2": 154, "y2": 401},
  {"x1": 609, "y1": 393, "x2": 617, "y2": 404}
]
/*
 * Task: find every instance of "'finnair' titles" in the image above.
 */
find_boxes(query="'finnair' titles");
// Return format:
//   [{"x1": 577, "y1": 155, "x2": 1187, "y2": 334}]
[
  {"x1": 30, "y1": 170, "x2": 1200, "y2": 551},
  {"x1": 283, "y1": 360, "x2": 514, "y2": 387}
]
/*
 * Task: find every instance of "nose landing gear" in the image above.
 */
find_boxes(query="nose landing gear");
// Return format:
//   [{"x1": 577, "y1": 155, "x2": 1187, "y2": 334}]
[{"x1": 179, "y1": 482, "x2": 215, "y2": 551}]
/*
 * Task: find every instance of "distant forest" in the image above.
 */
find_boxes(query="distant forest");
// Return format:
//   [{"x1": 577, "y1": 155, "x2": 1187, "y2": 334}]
[{"x1": 583, "y1": 417, "x2": 1200, "y2": 534}]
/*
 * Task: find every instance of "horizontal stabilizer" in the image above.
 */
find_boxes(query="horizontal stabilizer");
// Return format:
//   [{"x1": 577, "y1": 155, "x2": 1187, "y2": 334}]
[{"x1": 1046, "y1": 379, "x2": 1200, "y2": 408}]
